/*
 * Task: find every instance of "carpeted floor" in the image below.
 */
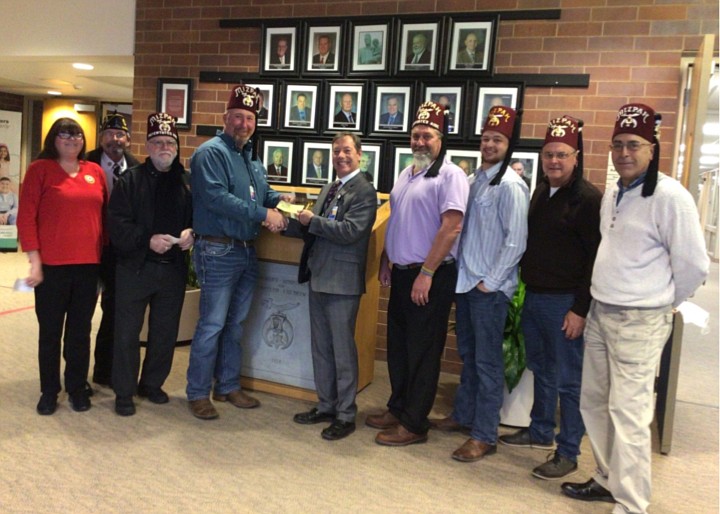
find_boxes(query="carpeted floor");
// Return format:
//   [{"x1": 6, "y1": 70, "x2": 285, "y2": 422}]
[{"x1": 0, "y1": 251, "x2": 717, "y2": 514}]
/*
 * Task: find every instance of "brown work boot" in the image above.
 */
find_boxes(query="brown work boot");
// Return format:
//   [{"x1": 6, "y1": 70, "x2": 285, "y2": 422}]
[
  {"x1": 365, "y1": 410, "x2": 400, "y2": 429},
  {"x1": 451, "y1": 438, "x2": 497, "y2": 462},
  {"x1": 429, "y1": 415, "x2": 467, "y2": 432},
  {"x1": 213, "y1": 390, "x2": 260, "y2": 409},
  {"x1": 189, "y1": 398, "x2": 219, "y2": 420},
  {"x1": 375, "y1": 424, "x2": 428, "y2": 446}
]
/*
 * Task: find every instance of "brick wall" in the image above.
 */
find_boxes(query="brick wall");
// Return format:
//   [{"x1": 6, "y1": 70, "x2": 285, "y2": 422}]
[
  {"x1": 133, "y1": 0, "x2": 718, "y2": 373},
  {"x1": 0, "y1": 91, "x2": 24, "y2": 112}
]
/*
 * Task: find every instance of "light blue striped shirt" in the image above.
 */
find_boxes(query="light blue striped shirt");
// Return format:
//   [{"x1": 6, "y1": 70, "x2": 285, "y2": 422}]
[{"x1": 456, "y1": 162, "x2": 529, "y2": 298}]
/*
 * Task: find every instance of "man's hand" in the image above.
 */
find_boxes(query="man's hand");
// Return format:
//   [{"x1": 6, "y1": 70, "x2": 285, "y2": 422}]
[
  {"x1": 178, "y1": 228, "x2": 195, "y2": 251},
  {"x1": 476, "y1": 281, "x2": 490, "y2": 293},
  {"x1": 150, "y1": 234, "x2": 175, "y2": 254},
  {"x1": 562, "y1": 311, "x2": 586, "y2": 340},
  {"x1": 264, "y1": 208, "x2": 288, "y2": 233},
  {"x1": 411, "y1": 273, "x2": 432, "y2": 306},
  {"x1": 279, "y1": 193, "x2": 295, "y2": 203},
  {"x1": 0, "y1": 213, "x2": 8, "y2": 225},
  {"x1": 297, "y1": 209, "x2": 314, "y2": 226}
]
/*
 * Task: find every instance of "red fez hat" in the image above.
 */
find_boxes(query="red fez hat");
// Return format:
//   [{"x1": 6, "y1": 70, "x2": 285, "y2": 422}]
[
  {"x1": 146, "y1": 112, "x2": 178, "y2": 142},
  {"x1": 227, "y1": 84, "x2": 261, "y2": 114},
  {"x1": 412, "y1": 101, "x2": 447, "y2": 133},
  {"x1": 481, "y1": 106, "x2": 516, "y2": 141},
  {"x1": 544, "y1": 115, "x2": 582, "y2": 150},
  {"x1": 101, "y1": 111, "x2": 129, "y2": 132},
  {"x1": 612, "y1": 103, "x2": 660, "y2": 143}
]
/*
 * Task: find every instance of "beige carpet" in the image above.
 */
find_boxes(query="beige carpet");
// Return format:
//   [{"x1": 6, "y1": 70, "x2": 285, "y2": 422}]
[{"x1": 0, "y1": 251, "x2": 717, "y2": 514}]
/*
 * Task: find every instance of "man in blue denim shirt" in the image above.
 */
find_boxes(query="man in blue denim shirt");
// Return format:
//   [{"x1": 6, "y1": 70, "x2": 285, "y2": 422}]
[{"x1": 187, "y1": 84, "x2": 290, "y2": 420}]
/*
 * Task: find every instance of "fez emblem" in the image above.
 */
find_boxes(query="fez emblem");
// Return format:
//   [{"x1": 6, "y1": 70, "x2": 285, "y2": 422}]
[{"x1": 84, "y1": 175, "x2": 96, "y2": 184}]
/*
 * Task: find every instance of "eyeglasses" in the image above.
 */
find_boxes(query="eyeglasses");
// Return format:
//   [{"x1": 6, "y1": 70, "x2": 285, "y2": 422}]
[
  {"x1": 57, "y1": 132, "x2": 83, "y2": 140},
  {"x1": 148, "y1": 140, "x2": 178, "y2": 149},
  {"x1": 541, "y1": 151, "x2": 577, "y2": 161},
  {"x1": 610, "y1": 141, "x2": 653, "y2": 152}
]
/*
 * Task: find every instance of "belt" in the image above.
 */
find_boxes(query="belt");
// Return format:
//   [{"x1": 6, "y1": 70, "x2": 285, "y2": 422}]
[
  {"x1": 394, "y1": 258, "x2": 455, "y2": 270},
  {"x1": 197, "y1": 235, "x2": 254, "y2": 247}
]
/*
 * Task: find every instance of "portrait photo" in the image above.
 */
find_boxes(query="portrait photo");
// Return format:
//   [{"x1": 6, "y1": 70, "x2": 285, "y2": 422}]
[
  {"x1": 448, "y1": 20, "x2": 494, "y2": 71},
  {"x1": 264, "y1": 27, "x2": 296, "y2": 73},
  {"x1": 373, "y1": 86, "x2": 411, "y2": 133},
  {"x1": 425, "y1": 86, "x2": 463, "y2": 135},
  {"x1": 475, "y1": 86, "x2": 519, "y2": 135},
  {"x1": 393, "y1": 146, "x2": 414, "y2": 186},
  {"x1": 510, "y1": 151, "x2": 540, "y2": 194},
  {"x1": 302, "y1": 142, "x2": 333, "y2": 185},
  {"x1": 328, "y1": 84, "x2": 363, "y2": 131},
  {"x1": 351, "y1": 23, "x2": 388, "y2": 72},
  {"x1": 359, "y1": 143, "x2": 382, "y2": 190},
  {"x1": 284, "y1": 84, "x2": 319, "y2": 130},
  {"x1": 262, "y1": 140, "x2": 293, "y2": 184},
  {"x1": 306, "y1": 26, "x2": 341, "y2": 73},
  {"x1": 246, "y1": 83, "x2": 274, "y2": 128},
  {"x1": 446, "y1": 149, "x2": 481, "y2": 176},
  {"x1": 399, "y1": 22, "x2": 438, "y2": 72}
]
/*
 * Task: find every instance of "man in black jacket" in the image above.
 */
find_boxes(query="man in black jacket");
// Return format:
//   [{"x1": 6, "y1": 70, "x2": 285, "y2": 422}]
[
  {"x1": 86, "y1": 112, "x2": 140, "y2": 387},
  {"x1": 109, "y1": 112, "x2": 193, "y2": 416}
]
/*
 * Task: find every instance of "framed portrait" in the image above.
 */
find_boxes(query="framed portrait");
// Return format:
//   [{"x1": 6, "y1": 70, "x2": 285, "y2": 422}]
[
  {"x1": 305, "y1": 25, "x2": 342, "y2": 74},
  {"x1": 447, "y1": 19, "x2": 495, "y2": 73},
  {"x1": 327, "y1": 83, "x2": 364, "y2": 132},
  {"x1": 446, "y1": 149, "x2": 481, "y2": 176},
  {"x1": 263, "y1": 27, "x2": 297, "y2": 74},
  {"x1": 398, "y1": 22, "x2": 439, "y2": 73},
  {"x1": 425, "y1": 85, "x2": 463, "y2": 136},
  {"x1": 359, "y1": 142, "x2": 382, "y2": 190},
  {"x1": 392, "y1": 146, "x2": 414, "y2": 186},
  {"x1": 301, "y1": 142, "x2": 333, "y2": 186},
  {"x1": 246, "y1": 82, "x2": 275, "y2": 128},
  {"x1": 156, "y1": 78, "x2": 192, "y2": 130},
  {"x1": 373, "y1": 85, "x2": 412, "y2": 134},
  {"x1": 262, "y1": 139, "x2": 294, "y2": 184},
  {"x1": 474, "y1": 85, "x2": 521, "y2": 136},
  {"x1": 350, "y1": 23, "x2": 389, "y2": 73},
  {"x1": 510, "y1": 150, "x2": 540, "y2": 195},
  {"x1": 283, "y1": 83, "x2": 319, "y2": 131}
]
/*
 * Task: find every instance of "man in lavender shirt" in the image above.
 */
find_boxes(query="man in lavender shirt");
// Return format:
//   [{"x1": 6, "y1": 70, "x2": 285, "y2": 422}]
[{"x1": 366, "y1": 101, "x2": 469, "y2": 446}]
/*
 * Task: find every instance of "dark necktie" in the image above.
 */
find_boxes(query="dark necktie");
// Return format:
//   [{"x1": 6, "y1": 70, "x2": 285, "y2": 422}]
[
  {"x1": 299, "y1": 111, "x2": 306, "y2": 121},
  {"x1": 321, "y1": 180, "x2": 341, "y2": 215},
  {"x1": 112, "y1": 164, "x2": 121, "y2": 184},
  {"x1": 347, "y1": 113, "x2": 353, "y2": 123}
]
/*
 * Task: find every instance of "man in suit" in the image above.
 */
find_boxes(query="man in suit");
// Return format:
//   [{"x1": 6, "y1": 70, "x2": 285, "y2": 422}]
[
  {"x1": 267, "y1": 148, "x2": 288, "y2": 179},
  {"x1": 269, "y1": 37, "x2": 290, "y2": 69},
  {"x1": 406, "y1": 33, "x2": 431, "y2": 67},
  {"x1": 257, "y1": 91, "x2": 269, "y2": 122},
  {"x1": 456, "y1": 32, "x2": 482, "y2": 68},
  {"x1": 379, "y1": 96, "x2": 404, "y2": 129},
  {"x1": 311, "y1": 34, "x2": 335, "y2": 68},
  {"x1": 306, "y1": 150, "x2": 327, "y2": 180},
  {"x1": 85, "y1": 111, "x2": 140, "y2": 388},
  {"x1": 289, "y1": 93, "x2": 311, "y2": 126},
  {"x1": 333, "y1": 93, "x2": 357, "y2": 127},
  {"x1": 293, "y1": 132, "x2": 377, "y2": 440}
]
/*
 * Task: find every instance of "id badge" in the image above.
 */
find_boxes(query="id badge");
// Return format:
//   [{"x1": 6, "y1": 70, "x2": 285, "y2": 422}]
[
  {"x1": 249, "y1": 185, "x2": 256, "y2": 201},
  {"x1": 328, "y1": 205, "x2": 338, "y2": 220}
]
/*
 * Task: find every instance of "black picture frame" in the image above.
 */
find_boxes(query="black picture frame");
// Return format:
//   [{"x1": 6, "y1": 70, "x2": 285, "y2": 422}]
[
  {"x1": 326, "y1": 82, "x2": 366, "y2": 133},
  {"x1": 397, "y1": 21, "x2": 441, "y2": 74},
  {"x1": 446, "y1": 148, "x2": 481, "y2": 176},
  {"x1": 262, "y1": 26, "x2": 299, "y2": 75},
  {"x1": 446, "y1": 17, "x2": 496, "y2": 74},
  {"x1": 423, "y1": 84, "x2": 464, "y2": 136},
  {"x1": 359, "y1": 141, "x2": 383, "y2": 191},
  {"x1": 304, "y1": 24, "x2": 343, "y2": 75},
  {"x1": 301, "y1": 141, "x2": 334, "y2": 185},
  {"x1": 261, "y1": 138, "x2": 294, "y2": 184},
  {"x1": 156, "y1": 78, "x2": 193, "y2": 130},
  {"x1": 392, "y1": 144, "x2": 414, "y2": 186},
  {"x1": 472, "y1": 83, "x2": 524, "y2": 137},
  {"x1": 371, "y1": 84, "x2": 414, "y2": 135},
  {"x1": 349, "y1": 21, "x2": 392, "y2": 75},
  {"x1": 282, "y1": 82, "x2": 321, "y2": 132},
  {"x1": 510, "y1": 150, "x2": 540, "y2": 195},
  {"x1": 245, "y1": 81, "x2": 276, "y2": 128}
]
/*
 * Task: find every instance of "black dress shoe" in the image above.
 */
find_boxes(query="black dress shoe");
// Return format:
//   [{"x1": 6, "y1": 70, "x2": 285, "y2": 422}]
[
  {"x1": 115, "y1": 396, "x2": 136, "y2": 416},
  {"x1": 321, "y1": 420, "x2": 356, "y2": 441},
  {"x1": 36, "y1": 394, "x2": 58, "y2": 415},
  {"x1": 137, "y1": 385, "x2": 169, "y2": 404},
  {"x1": 293, "y1": 407, "x2": 335, "y2": 425},
  {"x1": 561, "y1": 478, "x2": 615, "y2": 503},
  {"x1": 69, "y1": 387, "x2": 92, "y2": 412}
]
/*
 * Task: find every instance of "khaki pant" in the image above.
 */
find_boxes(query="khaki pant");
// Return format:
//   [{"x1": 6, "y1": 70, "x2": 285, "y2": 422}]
[{"x1": 581, "y1": 301, "x2": 673, "y2": 514}]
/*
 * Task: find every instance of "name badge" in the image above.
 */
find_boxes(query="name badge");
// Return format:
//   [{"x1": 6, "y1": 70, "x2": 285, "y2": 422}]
[
  {"x1": 249, "y1": 185, "x2": 256, "y2": 201},
  {"x1": 328, "y1": 205, "x2": 338, "y2": 220}
]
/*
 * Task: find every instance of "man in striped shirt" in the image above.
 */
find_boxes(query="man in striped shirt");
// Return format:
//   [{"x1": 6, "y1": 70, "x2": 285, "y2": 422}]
[{"x1": 431, "y1": 106, "x2": 529, "y2": 462}]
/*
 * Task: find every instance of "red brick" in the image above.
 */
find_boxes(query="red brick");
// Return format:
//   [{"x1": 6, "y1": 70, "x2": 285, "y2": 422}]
[
  {"x1": 645, "y1": 82, "x2": 683, "y2": 98},
  {"x1": 397, "y1": 0, "x2": 436, "y2": 12},
  {"x1": 543, "y1": 36, "x2": 589, "y2": 52},
  {"x1": 586, "y1": 66, "x2": 631, "y2": 82},
  {"x1": 517, "y1": 0, "x2": 560, "y2": 8},
  {"x1": 639, "y1": 5, "x2": 687, "y2": 20},
  {"x1": 511, "y1": 52, "x2": 556, "y2": 66},
  {"x1": 561, "y1": 7, "x2": 592, "y2": 22},
  {"x1": 512, "y1": 22, "x2": 558, "y2": 37},
  {"x1": 597, "y1": 81, "x2": 646, "y2": 97},
  {"x1": 649, "y1": 52, "x2": 683, "y2": 66},
  {"x1": 559, "y1": 22, "x2": 603, "y2": 36},
  {"x1": 631, "y1": 67, "x2": 679, "y2": 83},
  {"x1": 634, "y1": 36, "x2": 684, "y2": 51},
  {"x1": 591, "y1": 6, "x2": 638, "y2": 21},
  {"x1": 588, "y1": 36, "x2": 635, "y2": 51},
  {"x1": 603, "y1": 21, "x2": 651, "y2": 36},
  {"x1": 582, "y1": 95, "x2": 629, "y2": 110},
  {"x1": 600, "y1": 51, "x2": 647, "y2": 66},
  {"x1": 649, "y1": 20, "x2": 701, "y2": 36},
  {"x1": 500, "y1": 37, "x2": 545, "y2": 52},
  {"x1": 442, "y1": 0, "x2": 479, "y2": 11}
]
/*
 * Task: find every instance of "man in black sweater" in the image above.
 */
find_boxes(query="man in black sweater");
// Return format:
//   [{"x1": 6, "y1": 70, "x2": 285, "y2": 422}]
[{"x1": 499, "y1": 115, "x2": 601, "y2": 481}]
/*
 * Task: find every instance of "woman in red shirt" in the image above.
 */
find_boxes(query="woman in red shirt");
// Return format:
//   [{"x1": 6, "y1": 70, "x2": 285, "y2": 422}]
[{"x1": 17, "y1": 118, "x2": 107, "y2": 415}]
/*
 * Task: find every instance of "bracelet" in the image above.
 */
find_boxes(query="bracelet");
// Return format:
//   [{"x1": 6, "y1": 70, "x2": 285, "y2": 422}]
[{"x1": 420, "y1": 266, "x2": 435, "y2": 278}]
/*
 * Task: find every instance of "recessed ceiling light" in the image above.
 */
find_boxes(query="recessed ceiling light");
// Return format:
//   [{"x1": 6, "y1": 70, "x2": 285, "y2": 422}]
[
  {"x1": 73, "y1": 63, "x2": 94, "y2": 70},
  {"x1": 47, "y1": 90, "x2": 62, "y2": 95}
]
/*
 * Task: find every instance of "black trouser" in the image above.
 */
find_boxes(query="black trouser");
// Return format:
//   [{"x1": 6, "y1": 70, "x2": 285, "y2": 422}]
[
  {"x1": 112, "y1": 262, "x2": 186, "y2": 398},
  {"x1": 35, "y1": 264, "x2": 99, "y2": 396},
  {"x1": 386, "y1": 262, "x2": 457, "y2": 434},
  {"x1": 93, "y1": 246, "x2": 115, "y2": 383}
]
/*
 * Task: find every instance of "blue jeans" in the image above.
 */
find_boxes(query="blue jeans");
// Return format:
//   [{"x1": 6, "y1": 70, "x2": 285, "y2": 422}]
[
  {"x1": 452, "y1": 288, "x2": 509, "y2": 444},
  {"x1": 522, "y1": 291, "x2": 585, "y2": 461},
  {"x1": 186, "y1": 240, "x2": 258, "y2": 401}
]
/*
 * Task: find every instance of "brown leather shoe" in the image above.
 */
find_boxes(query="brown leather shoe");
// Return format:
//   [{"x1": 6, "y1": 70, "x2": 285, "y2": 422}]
[
  {"x1": 189, "y1": 399, "x2": 219, "y2": 420},
  {"x1": 213, "y1": 390, "x2": 260, "y2": 409},
  {"x1": 452, "y1": 438, "x2": 497, "y2": 462},
  {"x1": 375, "y1": 424, "x2": 428, "y2": 446},
  {"x1": 429, "y1": 415, "x2": 467, "y2": 432},
  {"x1": 365, "y1": 410, "x2": 399, "y2": 429}
]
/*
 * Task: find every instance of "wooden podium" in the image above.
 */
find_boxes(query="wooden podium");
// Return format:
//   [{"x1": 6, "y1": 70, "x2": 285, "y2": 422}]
[{"x1": 239, "y1": 186, "x2": 390, "y2": 401}]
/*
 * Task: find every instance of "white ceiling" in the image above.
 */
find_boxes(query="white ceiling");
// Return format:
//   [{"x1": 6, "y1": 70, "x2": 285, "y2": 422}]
[{"x1": 0, "y1": 0, "x2": 136, "y2": 102}]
